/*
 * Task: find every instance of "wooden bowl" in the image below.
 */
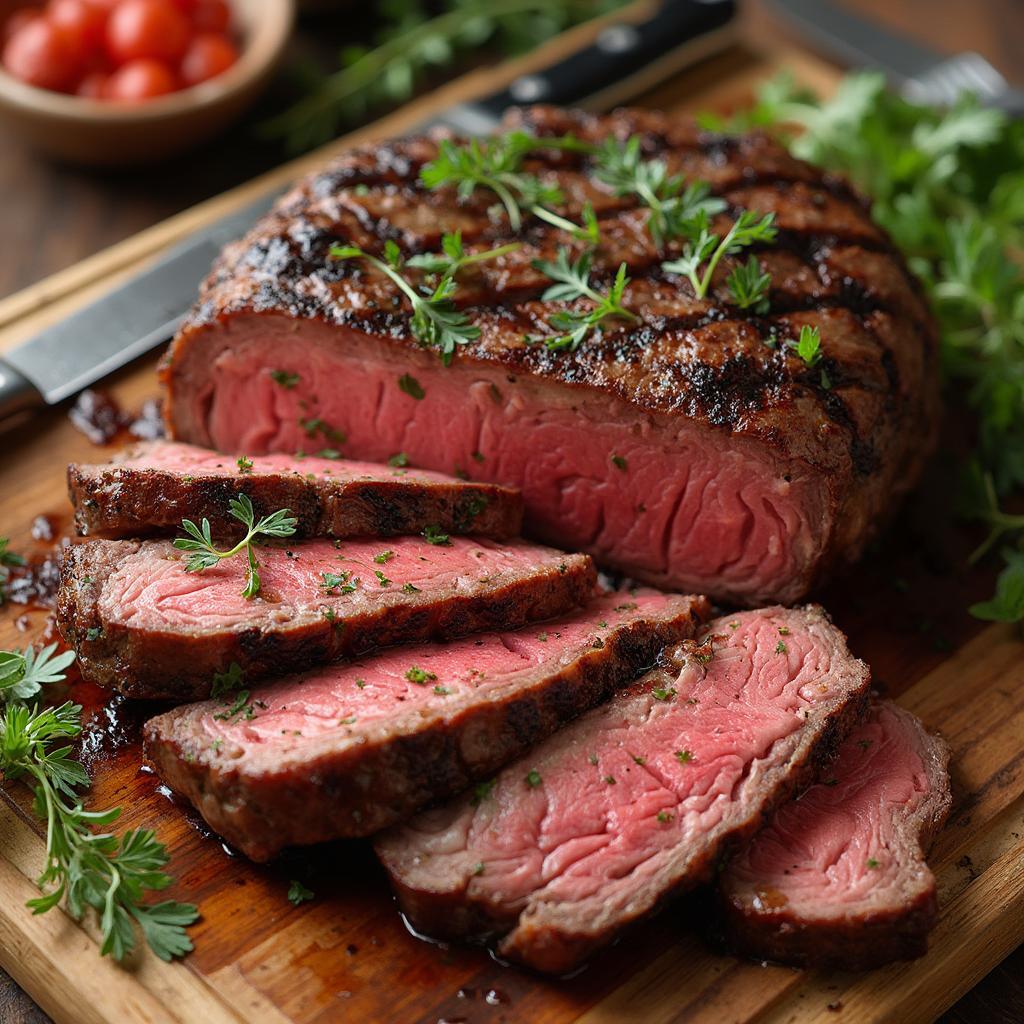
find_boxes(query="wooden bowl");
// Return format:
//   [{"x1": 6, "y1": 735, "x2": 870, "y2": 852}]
[{"x1": 0, "y1": 0, "x2": 296, "y2": 165}]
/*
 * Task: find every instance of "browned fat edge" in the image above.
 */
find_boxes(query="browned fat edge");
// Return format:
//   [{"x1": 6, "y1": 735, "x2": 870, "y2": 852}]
[{"x1": 68, "y1": 464, "x2": 523, "y2": 541}]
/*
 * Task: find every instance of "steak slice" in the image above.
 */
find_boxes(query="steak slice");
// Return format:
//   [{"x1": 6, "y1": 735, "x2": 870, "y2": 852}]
[
  {"x1": 161, "y1": 105, "x2": 939, "y2": 605},
  {"x1": 375, "y1": 605, "x2": 870, "y2": 973},
  {"x1": 717, "y1": 700, "x2": 951, "y2": 969},
  {"x1": 68, "y1": 440, "x2": 521, "y2": 540},
  {"x1": 58, "y1": 536, "x2": 595, "y2": 699},
  {"x1": 143, "y1": 590, "x2": 709, "y2": 861}
]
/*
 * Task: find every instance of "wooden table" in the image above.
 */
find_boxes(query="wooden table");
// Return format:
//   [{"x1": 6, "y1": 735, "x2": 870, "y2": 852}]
[{"x1": 0, "y1": 2, "x2": 1021, "y2": 1021}]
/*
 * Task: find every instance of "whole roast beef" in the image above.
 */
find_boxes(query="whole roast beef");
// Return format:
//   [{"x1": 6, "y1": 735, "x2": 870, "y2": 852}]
[
  {"x1": 161, "y1": 106, "x2": 938, "y2": 605},
  {"x1": 375, "y1": 605, "x2": 871, "y2": 973},
  {"x1": 68, "y1": 440, "x2": 521, "y2": 540},
  {"x1": 144, "y1": 590, "x2": 709, "y2": 860},
  {"x1": 718, "y1": 700, "x2": 951, "y2": 969},
  {"x1": 59, "y1": 535, "x2": 595, "y2": 699}
]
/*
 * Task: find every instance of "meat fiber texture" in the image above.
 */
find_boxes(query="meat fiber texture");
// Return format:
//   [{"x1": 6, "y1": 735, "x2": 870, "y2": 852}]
[
  {"x1": 58, "y1": 535, "x2": 596, "y2": 699},
  {"x1": 717, "y1": 700, "x2": 951, "y2": 969},
  {"x1": 161, "y1": 106, "x2": 940, "y2": 606},
  {"x1": 68, "y1": 440, "x2": 522, "y2": 540},
  {"x1": 375, "y1": 605, "x2": 870, "y2": 973},
  {"x1": 144, "y1": 590, "x2": 710, "y2": 861}
]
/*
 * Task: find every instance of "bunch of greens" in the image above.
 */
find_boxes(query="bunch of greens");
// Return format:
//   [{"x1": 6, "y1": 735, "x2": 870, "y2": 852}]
[
  {"x1": 264, "y1": 0, "x2": 629, "y2": 153},
  {"x1": 0, "y1": 645, "x2": 197, "y2": 961},
  {"x1": 703, "y1": 72, "x2": 1024, "y2": 622}
]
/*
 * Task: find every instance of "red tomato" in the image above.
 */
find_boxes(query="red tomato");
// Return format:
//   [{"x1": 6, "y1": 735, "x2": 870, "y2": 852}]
[
  {"x1": 191, "y1": 0, "x2": 229, "y2": 33},
  {"x1": 106, "y1": 0, "x2": 190, "y2": 65},
  {"x1": 179, "y1": 31, "x2": 236, "y2": 86},
  {"x1": 4, "y1": 9, "x2": 39, "y2": 43},
  {"x1": 2, "y1": 18, "x2": 82, "y2": 91},
  {"x1": 105, "y1": 57, "x2": 176, "y2": 100},
  {"x1": 47, "y1": 0, "x2": 109, "y2": 54},
  {"x1": 75, "y1": 69, "x2": 109, "y2": 97}
]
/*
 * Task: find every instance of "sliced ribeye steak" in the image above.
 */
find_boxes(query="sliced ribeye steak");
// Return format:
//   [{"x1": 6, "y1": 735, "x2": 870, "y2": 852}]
[
  {"x1": 58, "y1": 536, "x2": 595, "y2": 699},
  {"x1": 144, "y1": 590, "x2": 709, "y2": 860},
  {"x1": 68, "y1": 440, "x2": 521, "y2": 540},
  {"x1": 717, "y1": 700, "x2": 950, "y2": 969},
  {"x1": 375, "y1": 605, "x2": 870, "y2": 973},
  {"x1": 162, "y1": 106, "x2": 939, "y2": 605}
]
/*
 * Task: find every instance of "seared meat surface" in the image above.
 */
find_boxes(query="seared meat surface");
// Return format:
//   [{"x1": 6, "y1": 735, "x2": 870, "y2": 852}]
[{"x1": 162, "y1": 106, "x2": 939, "y2": 605}]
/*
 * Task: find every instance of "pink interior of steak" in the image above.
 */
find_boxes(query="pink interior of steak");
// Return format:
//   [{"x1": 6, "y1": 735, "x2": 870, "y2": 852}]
[
  {"x1": 187, "y1": 591, "x2": 680, "y2": 755},
  {"x1": 722, "y1": 701, "x2": 946, "y2": 918},
  {"x1": 170, "y1": 320, "x2": 826, "y2": 604},
  {"x1": 379, "y1": 606, "x2": 866, "y2": 940},
  {"x1": 98, "y1": 536, "x2": 579, "y2": 632},
  {"x1": 111, "y1": 439, "x2": 465, "y2": 486}
]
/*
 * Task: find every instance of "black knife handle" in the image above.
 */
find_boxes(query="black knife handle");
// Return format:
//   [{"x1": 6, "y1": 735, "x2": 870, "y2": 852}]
[
  {"x1": 0, "y1": 359, "x2": 43, "y2": 425},
  {"x1": 472, "y1": 0, "x2": 736, "y2": 118}
]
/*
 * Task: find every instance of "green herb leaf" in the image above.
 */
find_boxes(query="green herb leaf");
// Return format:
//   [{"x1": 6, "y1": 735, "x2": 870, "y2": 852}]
[
  {"x1": 287, "y1": 880, "x2": 314, "y2": 906},
  {"x1": 422, "y1": 525, "x2": 450, "y2": 546}
]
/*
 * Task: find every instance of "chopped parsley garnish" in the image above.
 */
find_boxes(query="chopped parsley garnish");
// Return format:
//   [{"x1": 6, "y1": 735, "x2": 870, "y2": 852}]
[
  {"x1": 471, "y1": 450, "x2": 485, "y2": 462},
  {"x1": 632, "y1": 755, "x2": 646, "y2": 765},
  {"x1": 355, "y1": 678, "x2": 366, "y2": 688},
  {"x1": 675, "y1": 749, "x2": 694, "y2": 764},
  {"x1": 214, "y1": 689, "x2": 253, "y2": 722},
  {"x1": 287, "y1": 880, "x2": 314, "y2": 906},
  {"x1": 433, "y1": 685, "x2": 451, "y2": 696},
  {"x1": 588, "y1": 753, "x2": 599, "y2": 765},
  {"x1": 604, "y1": 775, "x2": 617, "y2": 785},
  {"x1": 471, "y1": 779, "x2": 496, "y2": 804},
  {"x1": 270, "y1": 370, "x2": 299, "y2": 389},
  {"x1": 525, "y1": 769, "x2": 542, "y2": 788},
  {"x1": 422, "y1": 525, "x2": 451, "y2": 546},
  {"x1": 373, "y1": 569, "x2": 391, "y2": 587},
  {"x1": 611, "y1": 454, "x2": 627, "y2": 471},
  {"x1": 320, "y1": 571, "x2": 356, "y2": 594},
  {"x1": 472, "y1": 862, "x2": 485, "y2": 876},
  {"x1": 236, "y1": 455, "x2": 254, "y2": 474},
  {"x1": 398, "y1": 372, "x2": 425, "y2": 399},
  {"x1": 775, "y1": 640, "x2": 788, "y2": 654},
  {"x1": 317, "y1": 448, "x2": 342, "y2": 460},
  {"x1": 374, "y1": 550, "x2": 395, "y2": 564},
  {"x1": 657, "y1": 811, "x2": 674, "y2": 824},
  {"x1": 85, "y1": 627, "x2": 102, "y2": 642},
  {"x1": 405, "y1": 666, "x2": 437, "y2": 685},
  {"x1": 388, "y1": 452, "x2": 409, "y2": 468},
  {"x1": 173, "y1": 494, "x2": 297, "y2": 600},
  {"x1": 652, "y1": 687, "x2": 676, "y2": 702},
  {"x1": 210, "y1": 662, "x2": 245, "y2": 698},
  {"x1": 402, "y1": 582, "x2": 420, "y2": 593},
  {"x1": 867, "y1": 858, "x2": 880, "y2": 869}
]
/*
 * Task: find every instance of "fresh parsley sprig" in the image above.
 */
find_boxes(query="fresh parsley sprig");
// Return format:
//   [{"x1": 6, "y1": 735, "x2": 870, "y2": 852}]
[
  {"x1": 333, "y1": 234, "x2": 520, "y2": 363},
  {"x1": 0, "y1": 648, "x2": 198, "y2": 961},
  {"x1": 530, "y1": 248, "x2": 639, "y2": 351},
  {"x1": 592, "y1": 136, "x2": 727, "y2": 247},
  {"x1": 662, "y1": 208, "x2": 778, "y2": 301},
  {"x1": 420, "y1": 132, "x2": 600, "y2": 240},
  {"x1": 173, "y1": 494, "x2": 297, "y2": 600},
  {"x1": 726, "y1": 255, "x2": 772, "y2": 313}
]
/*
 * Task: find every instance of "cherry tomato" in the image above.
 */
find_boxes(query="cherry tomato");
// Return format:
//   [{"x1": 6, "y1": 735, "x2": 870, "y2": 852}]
[
  {"x1": 106, "y1": 0, "x2": 190, "y2": 65},
  {"x1": 105, "y1": 57, "x2": 176, "y2": 100},
  {"x1": 47, "y1": 0, "x2": 109, "y2": 54},
  {"x1": 179, "y1": 31, "x2": 236, "y2": 86},
  {"x1": 75, "y1": 69, "x2": 110, "y2": 97},
  {"x1": 4, "y1": 9, "x2": 39, "y2": 44},
  {"x1": 2, "y1": 18, "x2": 82, "y2": 91},
  {"x1": 191, "y1": 0, "x2": 229, "y2": 34}
]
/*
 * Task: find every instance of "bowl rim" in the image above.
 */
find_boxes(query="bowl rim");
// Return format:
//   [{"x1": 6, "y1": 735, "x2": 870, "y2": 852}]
[{"x1": 0, "y1": 0, "x2": 296, "y2": 123}]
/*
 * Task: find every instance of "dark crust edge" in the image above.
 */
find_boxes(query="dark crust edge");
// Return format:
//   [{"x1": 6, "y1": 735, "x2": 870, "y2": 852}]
[
  {"x1": 714, "y1": 709, "x2": 952, "y2": 970},
  {"x1": 56, "y1": 541, "x2": 597, "y2": 700},
  {"x1": 67, "y1": 463, "x2": 523, "y2": 541},
  {"x1": 142, "y1": 595, "x2": 711, "y2": 861},
  {"x1": 380, "y1": 607, "x2": 872, "y2": 974}
]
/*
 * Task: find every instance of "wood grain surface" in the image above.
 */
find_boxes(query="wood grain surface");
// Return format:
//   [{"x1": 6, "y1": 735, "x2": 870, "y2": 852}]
[{"x1": 0, "y1": 2, "x2": 1022, "y2": 1022}]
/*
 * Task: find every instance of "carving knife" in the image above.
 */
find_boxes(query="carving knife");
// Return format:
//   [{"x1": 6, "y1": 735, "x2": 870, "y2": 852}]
[{"x1": 0, "y1": 0, "x2": 735, "y2": 427}]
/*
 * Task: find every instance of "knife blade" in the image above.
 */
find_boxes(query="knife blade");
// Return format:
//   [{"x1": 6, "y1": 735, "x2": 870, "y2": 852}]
[{"x1": 0, "y1": 0, "x2": 735, "y2": 427}]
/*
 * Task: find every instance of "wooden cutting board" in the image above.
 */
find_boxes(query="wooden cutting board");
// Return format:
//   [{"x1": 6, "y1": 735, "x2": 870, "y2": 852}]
[{"x1": 1, "y1": 12, "x2": 1022, "y2": 1024}]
